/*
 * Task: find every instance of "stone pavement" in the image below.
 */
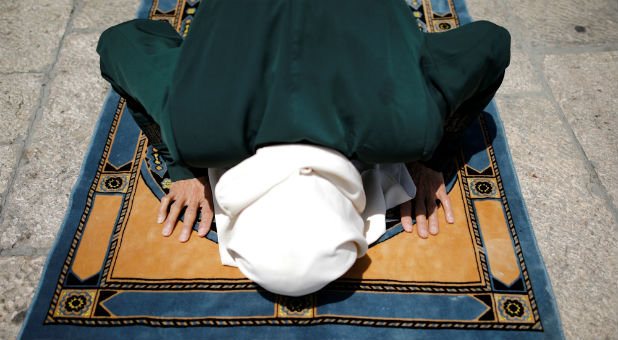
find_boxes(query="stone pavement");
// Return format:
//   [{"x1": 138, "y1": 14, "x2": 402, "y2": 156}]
[{"x1": 0, "y1": 0, "x2": 616, "y2": 339}]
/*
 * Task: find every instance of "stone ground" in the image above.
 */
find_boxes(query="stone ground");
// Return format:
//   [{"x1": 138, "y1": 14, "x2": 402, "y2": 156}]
[{"x1": 0, "y1": 0, "x2": 616, "y2": 339}]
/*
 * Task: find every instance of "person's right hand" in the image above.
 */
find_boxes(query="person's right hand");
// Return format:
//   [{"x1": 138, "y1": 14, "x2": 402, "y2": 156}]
[{"x1": 157, "y1": 176, "x2": 214, "y2": 242}]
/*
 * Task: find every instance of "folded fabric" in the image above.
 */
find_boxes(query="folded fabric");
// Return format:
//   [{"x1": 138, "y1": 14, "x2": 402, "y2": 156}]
[
  {"x1": 353, "y1": 161, "x2": 417, "y2": 243},
  {"x1": 209, "y1": 144, "x2": 415, "y2": 296}
]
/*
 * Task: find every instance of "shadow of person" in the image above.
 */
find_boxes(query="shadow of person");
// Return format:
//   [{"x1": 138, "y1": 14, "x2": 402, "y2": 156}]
[
  {"x1": 254, "y1": 255, "x2": 372, "y2": 306},
  {"x1": 442, "y1": 111, "x2": 499, "y2": 188}
]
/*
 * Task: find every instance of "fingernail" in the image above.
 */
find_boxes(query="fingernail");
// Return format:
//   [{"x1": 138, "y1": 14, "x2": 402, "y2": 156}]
[
  {"x1": 157, "y1": 216, "x2": 164, "y2": 224},
  {"x1": 447, "y1": 214, "x2": 454, "y2": 223},
  {"x1": 180, "y1": 230, "x2": 189, "y2": 242},
  {"x1": 420, "y1": 229, "x2": 428, "y2": 238},
  {"x1": 162, "y1": 226, "x2": 171, "y2": 236},
  {"x1": 430, "y1": 226, "x2": 438, "y2": 235}
]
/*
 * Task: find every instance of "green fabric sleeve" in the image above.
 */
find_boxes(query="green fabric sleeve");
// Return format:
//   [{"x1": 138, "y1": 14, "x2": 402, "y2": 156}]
[
  {"x1": 122, "y1": 96, "x2": 208, "y2": 182},
  {"x1": 97, "y1": 19, "x2": 207, "y2": 182},
  {"x1": 421, "y1": 21, "x2": 511, "y2": 172},
  {"x1": 422, "y1": 72, "x2": 506, "y2": 172}
]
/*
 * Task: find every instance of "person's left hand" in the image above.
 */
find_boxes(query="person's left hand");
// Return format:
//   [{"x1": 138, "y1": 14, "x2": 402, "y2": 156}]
[
  {"x1": 400, "y1": 162, "x2": 454, "y2": 238},
  {"x1": 157, "y1": 176, "x2": 214, "y2": 242}
]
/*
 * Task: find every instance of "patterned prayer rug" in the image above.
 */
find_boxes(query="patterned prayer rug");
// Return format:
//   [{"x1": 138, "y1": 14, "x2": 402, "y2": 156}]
[{"x1": 19, "y1": 0, "x2": 564, "y2": 338}]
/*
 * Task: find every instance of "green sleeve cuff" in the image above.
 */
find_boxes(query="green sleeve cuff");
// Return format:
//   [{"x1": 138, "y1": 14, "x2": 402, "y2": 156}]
[
  {"x1": 421, "y1": 132, "x2": 460, "y2": 172},
  {"x1": 166, "y1": 163, "x2": 209, "y2": 182}
]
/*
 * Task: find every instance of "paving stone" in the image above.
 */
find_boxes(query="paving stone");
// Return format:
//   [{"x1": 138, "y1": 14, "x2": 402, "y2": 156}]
[
  {"x1": 496, "y1": 96, "x2": 618, "y2": 340},
  {"x1": 544, "y1": 51, "x2": 618, "y2": 207},
  {"x1": 0, "y1": 74, "x2": 44, "y2": 145},
  {"x1": 505, "y1": 0, "x2": 618, "y2": 48},
  {"x1": 460, "y1": 0, "x2": 544, "y2": 94},
  {"x1": 0, "y1": 256, "x2": 45, "y2": 340},
  {"x1": 0, "y1": 33, "x2": 108, "y2": 250},
  {"x1": 73, "y1": 0, "x2": 141, "y2": 30},
  {"x1": 498, "y1": 49, "x2": 544, "y2": 94},
  {"x1": 0, "y1": 145, "x2": 20, "y2": 205},
  {"x1": 463, "y1": 0, "x2": 512, "y2": 31},
  {"x1": 0, "y1": 0, "x2": 73, "y2": 72}
]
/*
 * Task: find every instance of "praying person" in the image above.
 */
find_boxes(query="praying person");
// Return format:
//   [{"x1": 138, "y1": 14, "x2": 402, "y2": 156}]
[{"x1": 96, "y1": 0, "x2": 510, "y2": 296}]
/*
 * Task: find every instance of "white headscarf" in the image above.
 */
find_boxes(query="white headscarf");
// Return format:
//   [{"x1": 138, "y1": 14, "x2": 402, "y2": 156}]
[{"x1": 208, "y1": 144, "x2": 415, "y2": 296}]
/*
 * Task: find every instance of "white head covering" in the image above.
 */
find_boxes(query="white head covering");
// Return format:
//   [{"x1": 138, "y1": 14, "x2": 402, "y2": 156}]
[
  {"x1": 211, "y1": 144, "x2": 368, "y2": 296},
  {"x1": 208, "y1": 144, "x2": 416, "y2": 296}
]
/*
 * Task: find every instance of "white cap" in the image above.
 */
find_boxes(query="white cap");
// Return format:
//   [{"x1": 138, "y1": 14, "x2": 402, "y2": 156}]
[{"x1": 212, "y1": 144, "x2": 368, "y2": 296}]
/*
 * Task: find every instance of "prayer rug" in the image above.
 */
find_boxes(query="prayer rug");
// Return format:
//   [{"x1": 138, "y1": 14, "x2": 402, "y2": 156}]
[{"x1": 20, "y1": 0, "x2": 564, "y2": 338}]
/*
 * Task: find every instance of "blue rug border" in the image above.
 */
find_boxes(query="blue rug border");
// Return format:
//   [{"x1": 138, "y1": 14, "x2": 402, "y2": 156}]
[
  {"x1": 19, "y1": 0, "x2": 564, "y2": 339},
  {"x1": 459, "y1": 3, "x2": 563, "y2": 337}
]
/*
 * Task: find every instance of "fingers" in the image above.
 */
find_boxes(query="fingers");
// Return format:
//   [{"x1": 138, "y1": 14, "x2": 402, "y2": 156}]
[
  {"x1": 426, "y1": 198, "x2": 439, "y2": 235},
  {"x1": 399, "y1": 200, "x2": 413, "y2": 233},
  {"x1": 415, "y1": 189, "x2": 438, "y2": 238},
  {"x1": 197, "y1": 201, "x2": 214, "y2": 237},
  {"x1": 157, "y1": 195, "x2": 172, "y2": 224},
  {"x1": 161, "y1": 199, "x2": 211, "y2": 242},
  {"x1": 414, "y1": 197, "x2": 429, "y2": 239},
  {"x1": 158, "y1": 176, "x2": 215, "y2": 242},
  {"x1": 437, "y1": 184, "x2": 455, "y2": 224},
  {"x1": 406, "y1": 163, "x2": 454, "y2": 239},
  {"x1": 162, "y1": 200, "x2": 183, "y2": 237},
  {"x1": 179, "y1": 202, "x2": 199, "y2": 242}
]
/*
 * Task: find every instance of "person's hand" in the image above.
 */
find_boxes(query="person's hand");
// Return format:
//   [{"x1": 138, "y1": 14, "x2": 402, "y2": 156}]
[
  {"x1": 400, "y1": 162, "x2": 454, "y2": 238},
  {"x1": 157, "y1": 176, "x2": 214, "y2": 242}
]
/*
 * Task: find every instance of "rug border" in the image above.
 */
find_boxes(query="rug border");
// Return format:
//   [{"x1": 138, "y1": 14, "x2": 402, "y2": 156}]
[{"x1": 455, "y1": 11, "x2": 564, "y2": 340}]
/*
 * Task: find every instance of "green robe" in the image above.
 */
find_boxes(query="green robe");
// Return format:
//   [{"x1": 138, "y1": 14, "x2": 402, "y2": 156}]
[{"x1": 97, "y1": 0, "x2": 510, "y2": 181}]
